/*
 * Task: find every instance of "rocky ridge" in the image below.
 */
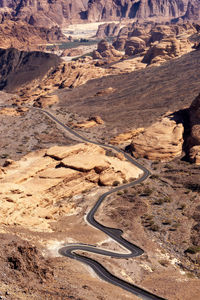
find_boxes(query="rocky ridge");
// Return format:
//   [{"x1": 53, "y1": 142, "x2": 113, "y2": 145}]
[
  {"x1": 0, "y1": 20, "x2": 68, "y2": 51},
  {"x1": 188, "y1": 93, "x2": 200, "y2": 164}
]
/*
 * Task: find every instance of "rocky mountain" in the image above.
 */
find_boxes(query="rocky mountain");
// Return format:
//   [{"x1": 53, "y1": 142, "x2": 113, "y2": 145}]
[
  {"x1": 0, "y1": 48, "x2": 61, "y2": 91},
  {"x1": 0, "y1": 20, "x2": 68, "y2": 51},
  {"x1": 87, "y1": 0, "x2": 189, "y2": 22},
  {"x1": 0, "y1": 0, "x2": 199, "y2": 27},
  {"x1": 0, "y1": 0, "x2": 89, "y2": 27},
  {"x1": 184, "y1": 0, "x2": 200, "y2": 21}
]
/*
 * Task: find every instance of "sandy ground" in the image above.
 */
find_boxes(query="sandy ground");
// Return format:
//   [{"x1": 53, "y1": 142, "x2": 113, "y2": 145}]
[{"x1": 63, "y1": 21, "x2": 121, "y2": 39}]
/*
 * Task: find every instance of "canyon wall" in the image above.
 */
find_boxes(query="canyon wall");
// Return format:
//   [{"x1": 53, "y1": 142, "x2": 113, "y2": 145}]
[{"x1": 0, "y1": 0, "x2": 199, "y2": 27}]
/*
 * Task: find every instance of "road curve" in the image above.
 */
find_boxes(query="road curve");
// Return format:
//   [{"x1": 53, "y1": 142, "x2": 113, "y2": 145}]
[{"x1": 41, "y1": 109, "x2": 166, "y2": 300}]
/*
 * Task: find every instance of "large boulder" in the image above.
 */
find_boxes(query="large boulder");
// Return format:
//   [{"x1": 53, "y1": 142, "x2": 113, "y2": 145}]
[
  {"x1": 125, "y1": 37, "x2": 146, "y2": 56},
  {"x1": 142, "y1": 37, "x2": 192, "y2": 65},
  {"x1": 131, "y1": 115, "x2": 184, "y2": 161},
  {"x1": 92, "y1": 40, "x2": 122, "y2": 61}
]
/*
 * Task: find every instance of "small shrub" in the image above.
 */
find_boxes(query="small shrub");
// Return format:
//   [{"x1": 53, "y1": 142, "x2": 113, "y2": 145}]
[
  {"x1": 162, "y1": 219, "x2": 171, "y2": 225},
  {"x1": 150, "y1": 224, "x2": 159, "y2": 231},
  {"x1": 0, "y1": 154, "x2": 9, "y2": 159},
  {"x1": 153, "y1": 199, "x2": 164, "y2": 205},
  {"x1": 185, "y1": 246, "x2": 200, "y2": 254},
  {"x1": 113, "y1": 181, "x2": 120, "y2": 186},
  {"x1": 150, "y1": 174, "x2": 159, "y2": 179},
  {"x1": 142, "y1": 187, "x2": 153, "y2": 196},
  {"x1": 164, "y1": 197, "x2": 172, "y2": 203},
  {"x1": 117, "y1": 191, "x2": 123, "y2": 196}
]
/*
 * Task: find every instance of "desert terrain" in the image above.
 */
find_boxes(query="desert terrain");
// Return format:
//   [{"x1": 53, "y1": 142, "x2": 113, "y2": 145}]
[{"x1": 0, "y1": 1, "x2": 200, "y2": 300}]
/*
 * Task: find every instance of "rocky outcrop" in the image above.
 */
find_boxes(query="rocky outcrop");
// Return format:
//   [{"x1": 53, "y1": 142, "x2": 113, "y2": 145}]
[
  {"x1": 0, "y1": 20, "x2": 68, "y2": 51},
  {"x1": 61, "y1": 48, "x2": 84, "y2": 57},
  {"x1": 110, "y1": 128, "x2": 145, "y2": 145},
  {"x1": 0, "y1": 143, "x2": 142, "y2": 231},
  {"x1": 92, "y1": 40, "x2": 123, "y2": 61},
  {"x1": 0, "y1": 0, "x2": 89, "y2": 28},
  {"x1": 131, "y1": 115, "x2": 184, "y2": 161},
  {"x1": 96, "y1": 23, "x2": 121, "y2": 39},
  {"x1": 18, "y1": 57, "x2": 109, "y2": 106},
  {"x1": 0, "y1": 0, "x2": 199, "y2": 27},
  {"x1": 189, "y1": 146, "x2": 200, "y2": 165},
  {"x1": 183, "y1": 0, "x2": 200, "y2": 21},
  {"x1": 33, "y1": 95, "x2": 59, "y2": 108},
  {"x1": 142, "y1": 37, "x2": 192, "y2": 65},
  {"x1": 87, "y1": 0, "x2": 190, "y2": 22},
  {"x1": 125, "y1": 37, "x2": 146, "y2": 56},
  {"x1": 189, "y1": 93, "x2": 200, "y2": 145},
  {"x1": 73, "y1": 115, "x2": 104, "y2": 128}
]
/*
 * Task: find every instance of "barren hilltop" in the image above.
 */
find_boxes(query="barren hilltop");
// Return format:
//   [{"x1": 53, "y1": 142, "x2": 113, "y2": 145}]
[{"x1": 0, "y1": 1, "x2": 199, "y2": 300}]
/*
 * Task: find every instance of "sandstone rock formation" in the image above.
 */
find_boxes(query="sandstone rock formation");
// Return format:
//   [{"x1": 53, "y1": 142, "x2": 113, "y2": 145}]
[
  {"x1": 33, "y1": 95, "x2": 59, "y2": 108},
  {"x1": 142, "y1": 37, "x2": 192, "y2": 65},
  {"x1": 0, "y1": 143, "x2": 142, "y2": 231},
  {"x1": 189, "y1": 146, "x2": 200, "y2": 165},
  {"x1": 87, "y1": 0, "x2": 190, "y2": 22},
  {"x1": 0, "y1": 107, "x2": 28, "y2": 116},
  {"x1": 0, "y1": 0, "x2": 89, "y2": 27},
  {"x1": 125, "y1": 37, "x2": 146, "y2": 56},
  {"x1": 93, "y1": 40, "x2": 122, "y2": 59},
  {"x1": 187, "y1": 93, "x2": 200, "y2": 164},
  {"x1": 0, "y1": 20, "x2": 68, "y2": 51},
  {"x1": 61, "y1": 48, "x2": 84, "y2": 57},
  {"x1": 92, "y1": 40, "x2": 123, "y2": 61},
  {"x1": 131, "y1": 115, "x2": 184, "y2": 161},
  {"x1": 73, "y1": 115, "x2": 104, "y2": 128},
  {"x1": 18, "y1": 57, "x2": 109, "y2": 106},
  {"x1": 1, "y1": 0, "x2": 199, "y2": 27},
  {"x1": 110, "y1": 128, "x2": 145, "y2": 145},
  {"x1": 96, "y1": 22, "x2": 121, "y2": 39}
]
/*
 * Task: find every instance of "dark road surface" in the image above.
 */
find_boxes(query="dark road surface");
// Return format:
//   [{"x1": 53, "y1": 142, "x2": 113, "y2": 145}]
[{"x1": 41, "y1": 109, "x2": 166, "y2": 300}]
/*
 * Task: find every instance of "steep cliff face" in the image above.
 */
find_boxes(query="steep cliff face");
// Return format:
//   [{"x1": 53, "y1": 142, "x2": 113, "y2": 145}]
[
  {"x1": 0, "y1": 0, "x2": 199, "y2": 27},
  {"x1": 87, "y1": 0, "x2": 189, "y2": 22},
  {"x1": 0, "y1": 0, "x2": 89, "y2": 27},
  {"x1": 184, "y1": 0, "x2": 200, "y2": 20}
]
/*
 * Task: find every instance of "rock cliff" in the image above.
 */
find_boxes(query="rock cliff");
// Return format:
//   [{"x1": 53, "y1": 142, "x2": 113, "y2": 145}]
[
  {"x1": 87, "y1": 0, "x2": 190, "y2": 22},
  {"x1": 131, "y1": 115, "x2": 184, "y2": 161},
  {"x1": 0, "y1": 0, "x2": 199, "y2": 27},
  {"x1": 188, "y1": 93, "x2": 200, "y2": 165},
  {"x1": 0, "y1": 0, "x2": 89, "y2": 27}
]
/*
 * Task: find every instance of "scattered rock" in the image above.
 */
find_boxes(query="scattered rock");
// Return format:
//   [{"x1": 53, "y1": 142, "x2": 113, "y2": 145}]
[{"x1": 34, "y1": 95, "x2": 59, "y2": 108}]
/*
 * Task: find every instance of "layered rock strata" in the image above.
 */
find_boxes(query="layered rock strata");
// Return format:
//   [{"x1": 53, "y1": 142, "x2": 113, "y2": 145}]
[
  {"x1": 0, "y1": 143, "x2": 142, "y2": 231},
  {"x1": 131, "y1": 116, "x2": 184, "y2": 161}
]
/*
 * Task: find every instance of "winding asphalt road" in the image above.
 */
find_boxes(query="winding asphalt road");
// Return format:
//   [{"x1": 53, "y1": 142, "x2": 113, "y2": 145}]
[{"x1": 42, "y1": 109, "x2": 166, "y2": 300}]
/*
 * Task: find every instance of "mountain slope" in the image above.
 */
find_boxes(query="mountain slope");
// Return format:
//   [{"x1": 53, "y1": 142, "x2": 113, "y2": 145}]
[{"x1": 0, "y1": 48, "x2": 61, "y2": 91}]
